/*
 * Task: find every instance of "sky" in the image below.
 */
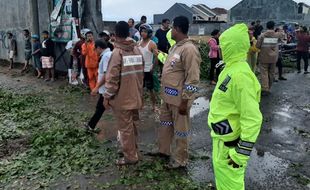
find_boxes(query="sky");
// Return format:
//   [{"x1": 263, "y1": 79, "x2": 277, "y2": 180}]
[{"x1": 101, "y1": 0, "x2": 310, "y2": 23}]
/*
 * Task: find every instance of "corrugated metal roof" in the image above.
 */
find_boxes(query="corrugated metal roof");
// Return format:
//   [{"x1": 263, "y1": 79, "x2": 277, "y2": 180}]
[
  {"x1": 176, "y1": 3, "x2": 195, "y2": 14},
  {"x1": 192, "y1": 4, "x2": 216, "y2": 17}
]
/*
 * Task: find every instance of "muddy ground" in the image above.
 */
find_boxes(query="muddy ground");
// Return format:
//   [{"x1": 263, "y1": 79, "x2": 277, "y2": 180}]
[{"x1": 0, "y1": 62, "x2": 309, "y2": 190}]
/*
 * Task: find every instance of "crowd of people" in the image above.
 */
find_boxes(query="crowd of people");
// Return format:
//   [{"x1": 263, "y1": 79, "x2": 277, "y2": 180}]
[
  {"x1": 3, "y1": 15, "x2": 309, "y2": 190},
  {"x1": 207, "y1": 19, "x2": 310, "y2": 96}
]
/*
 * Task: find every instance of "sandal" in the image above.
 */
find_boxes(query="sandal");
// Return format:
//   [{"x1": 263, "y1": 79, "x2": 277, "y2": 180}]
[
  {"x1": 166, "y1": 160, "x2": 186, "y2": 169},
  {"x1": 115, "y1": 157, "x2": 138, "y2": 166},
  {"x1": 146, "y1": 152, "x2": 170, "y2": 160},
  {"x1": 210, "y1": 81, "x2": 217, "y2": 85}
]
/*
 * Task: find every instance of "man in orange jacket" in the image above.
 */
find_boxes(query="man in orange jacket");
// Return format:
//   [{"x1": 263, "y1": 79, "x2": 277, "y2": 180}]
[{"x1": 82, "y1": 31, "x2": 99, "y2": 91}]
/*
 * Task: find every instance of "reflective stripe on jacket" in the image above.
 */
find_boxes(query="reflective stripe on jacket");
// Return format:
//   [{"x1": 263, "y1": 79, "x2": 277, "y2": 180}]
[
  {"x1": 208, "y1": 23, "x2": 263, "y2": 167},
  {"x1": 104, "y1": 38, "x2": 144, "y2": 110},
  {"x1": 161, "y1": 39, "x2": 201, "y2": 107}
]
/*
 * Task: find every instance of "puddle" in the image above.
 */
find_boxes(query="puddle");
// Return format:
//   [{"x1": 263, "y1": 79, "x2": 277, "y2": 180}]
[
  {"x1": 272, "y1": 125, "x2": 291, "y2": 136},
  {"x1": 280, "y1": 104, "x2": 291, "y2": 112},
  {"x1": 190, "y1": 97, "x2": 209, "y2": 118},
  {"x1": 274, "y1": 111, "x2": 292, "y2": 119},
  {"x1": 303, "y1": 108, "x2": 310, "y2": 113},
  {"x1": 188, "y1": 148, "x2": 292, "y2": 189}
]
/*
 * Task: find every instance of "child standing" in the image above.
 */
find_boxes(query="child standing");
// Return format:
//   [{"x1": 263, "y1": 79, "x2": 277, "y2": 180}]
[{"x1": 31, "y1": 34, "x2": 42, "y2": 78}]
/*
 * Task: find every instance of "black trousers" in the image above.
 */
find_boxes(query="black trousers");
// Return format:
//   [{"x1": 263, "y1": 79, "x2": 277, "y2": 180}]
[
  {"x1": 210, "y1": 58, "x2": 221, "y2": 81},
  {"x1": 276, "y1": 57, "x2": 283, "y2": 78},
  {"x1": 297, "y1": 51, "x2": 309, "y2": 72},
  {"x1": 88, "y1": 94, "x2": 105, "y2": 129}
]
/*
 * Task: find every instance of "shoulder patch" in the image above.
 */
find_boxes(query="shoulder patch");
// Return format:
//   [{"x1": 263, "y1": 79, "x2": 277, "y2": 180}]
[{"x1": 218, "y1": 75, "x2": 231, "y2": 92}]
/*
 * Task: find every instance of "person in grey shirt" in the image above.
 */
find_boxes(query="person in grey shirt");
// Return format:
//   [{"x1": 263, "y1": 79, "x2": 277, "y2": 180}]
[{"x1": 22, "y1": 29, "x2": 32, "y2": 73}]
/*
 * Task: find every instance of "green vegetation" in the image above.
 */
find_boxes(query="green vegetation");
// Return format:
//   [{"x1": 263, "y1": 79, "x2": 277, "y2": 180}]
[
  {"x1": 198, "y1": 42, "x2": 211, "y2": 80},
  {"x1": 0, "y1": 88, "x2": 211, "y2": 189}
]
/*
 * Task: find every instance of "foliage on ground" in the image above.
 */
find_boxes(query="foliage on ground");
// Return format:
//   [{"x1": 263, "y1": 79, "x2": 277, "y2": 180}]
[
  {"x1": 0, "y1": 88, "x2": 211, "y2": 189},
  {"x1": 96, "y1": 159, "x2": 210, "y2": 190},
  {"x1": 0, "y1": 126, "x2": 116, "y2": 189},
  {"x1": 198, "y1": 42, "x2": 211, "y2": 80}
]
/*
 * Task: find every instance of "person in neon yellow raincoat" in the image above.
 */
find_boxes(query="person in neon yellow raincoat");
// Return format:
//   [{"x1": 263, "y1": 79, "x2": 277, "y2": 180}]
[
  {"x1": 157, "y1": 29, "x2": 176, "y2": 63},
  {"x1": 208, "y1": 23, "x2": 263, "y2": 190}
]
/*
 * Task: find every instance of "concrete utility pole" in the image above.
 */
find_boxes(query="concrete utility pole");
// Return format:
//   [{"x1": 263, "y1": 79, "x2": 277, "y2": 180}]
[
  {"x1": 30, "y1": 0, "x2": 40, "y2": 36},
  {"x1": 81, "y1": 0, "x2": 103, "y2": 36}
]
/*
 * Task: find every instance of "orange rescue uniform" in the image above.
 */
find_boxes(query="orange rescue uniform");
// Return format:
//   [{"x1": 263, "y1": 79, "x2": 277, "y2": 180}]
[{"x1": 82, "y1": 41, "x2": 99, "y2": 90}]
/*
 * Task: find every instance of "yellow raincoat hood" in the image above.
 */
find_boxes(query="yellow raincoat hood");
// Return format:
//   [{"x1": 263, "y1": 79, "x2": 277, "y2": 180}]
[{"x1": 219, "y1": 23, "x2": 250, "y2": 66}]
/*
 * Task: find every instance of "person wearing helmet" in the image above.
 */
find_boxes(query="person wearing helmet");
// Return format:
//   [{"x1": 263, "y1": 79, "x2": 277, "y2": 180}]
[
  {"x1": 208, "y1": 23, "x2": 263, "y2": 190},
  {"x1": 82, "y1": 30, "x2": 99, "y2": 91},
  {"x1": 138, "y1": 24, "x2": 158, "y2": 111}
]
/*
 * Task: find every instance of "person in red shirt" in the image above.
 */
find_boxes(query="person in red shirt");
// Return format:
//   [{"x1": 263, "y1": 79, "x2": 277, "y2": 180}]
[
  {"x1": 296, "y1": 26, "x2": 310, "y2": 74},
  {"x1": 72, "y1": 29, "x2": 88, "y2": 85},
  {"x1": 82, "y1": 31, "x2": 99, "y2": 91}
]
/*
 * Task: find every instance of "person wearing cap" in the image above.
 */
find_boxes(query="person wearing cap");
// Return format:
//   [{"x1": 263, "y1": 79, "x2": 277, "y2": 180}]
[
  {"x1": 99, "y1": 30, "x2": 114, "y2": 51},
  {"x1": 40, "y1": 31, "x2": 55, "y2": 81},
  {"x1": 82, "y1": 30, "x2": 99, "y2": 91},
  {"x1": 31, "y1": 34, "x2": 42, "y2": 78}
]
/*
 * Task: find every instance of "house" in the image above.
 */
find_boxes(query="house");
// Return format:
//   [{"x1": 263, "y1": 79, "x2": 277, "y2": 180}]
[
  {"x1": 191, "y1": 4, "x2": 217, "y2": 21},
  {"x1": 153, "y1": 3, "x2": 227, "y2": 24},
  {"x1": 154, "y1": 3, "x2": 197, "y2": 24},
  {"x1": 212, "y1": 8, "x2": 228, "y2": 22},
  {"x1": 229, "y1": 0, "x2": 310, "y2": 23}
]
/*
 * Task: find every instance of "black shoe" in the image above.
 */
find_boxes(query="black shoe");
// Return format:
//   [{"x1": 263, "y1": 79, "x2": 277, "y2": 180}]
[
  {"x1": 83, "y1": 123, "x2": 97, "y2": 133},
  {"x1": 279, "y1": 77, "x2": 287, "y2": 81},
  {"x1": 274, "y1": 79, "x2": 279, "y2": 82},
  {"x1": 297, "y1": 70, "x2": 301, "y2": 74},
  {"x1": 261, "y1": 91, "x2": 270, "y2": 97},
  {"x1": 146, "y1": 152, "x2": 170, "y2": 160},
  {"x1": 304, "y1": 71, "x2": 309, "y2": 74}
]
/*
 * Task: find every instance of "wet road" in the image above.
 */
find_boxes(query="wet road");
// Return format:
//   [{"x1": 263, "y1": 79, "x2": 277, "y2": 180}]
[
  {"x1": 0, "y1": 66, "x2": 309, "y2": 189},
  {"x1": 189, "y1": 72, "x2": 310, "y2": 190}
]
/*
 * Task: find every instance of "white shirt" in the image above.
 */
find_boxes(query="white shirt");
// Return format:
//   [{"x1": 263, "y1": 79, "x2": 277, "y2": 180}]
[
  {"x1": 98, "y1": 49, "x2": 112, "y2": 94},
  {"x1": 138, "y1": 40, "x2": 154, "y2": 72}
]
